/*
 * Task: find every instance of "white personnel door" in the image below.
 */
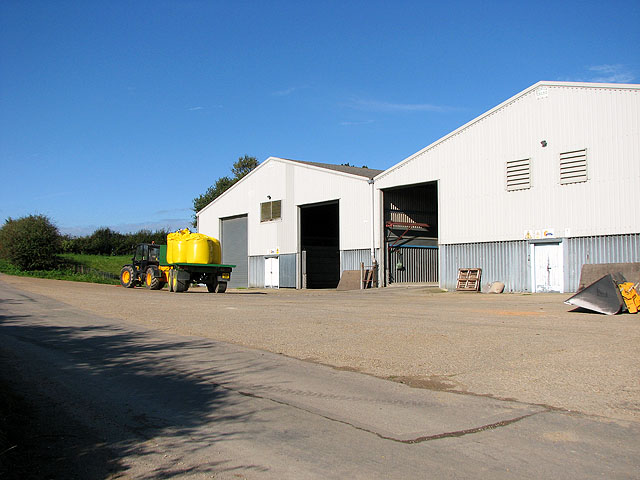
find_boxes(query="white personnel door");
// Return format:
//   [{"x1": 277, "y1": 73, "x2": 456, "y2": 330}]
[
  {"x1": 532, "y1": 243, "x2": 563, "y2": 293},
  {"x1": 264, "y1": 257, "x2": 279, "y2": 288}
]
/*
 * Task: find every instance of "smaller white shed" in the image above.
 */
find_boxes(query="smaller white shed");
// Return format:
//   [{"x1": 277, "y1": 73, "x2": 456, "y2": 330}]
[{"x1": 197, "y1": 157, "x2": 382, "y2": 288}]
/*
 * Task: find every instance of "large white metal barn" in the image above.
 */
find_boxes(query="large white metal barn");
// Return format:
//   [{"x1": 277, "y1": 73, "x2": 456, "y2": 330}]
[
  {"x1": 198, "y1": 81, "x2": 639, "y2": 292},
  {"x1": 375, "y1": 81, "x2": 640, "y2": 293},
  {"x1": 197, "y1": 158, "x2": 382, "y2": 288}
]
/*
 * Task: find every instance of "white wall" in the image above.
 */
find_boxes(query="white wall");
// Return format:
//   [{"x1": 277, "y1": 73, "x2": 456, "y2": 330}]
[
  {"x1": 375, "y1": 82, "x2": 640, "y2": 244},
  {"x1": 197, "y1": 158, "x2": 378, "y2": 256}
]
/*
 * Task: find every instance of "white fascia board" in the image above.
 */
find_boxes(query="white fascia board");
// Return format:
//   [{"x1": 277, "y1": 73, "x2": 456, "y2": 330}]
[
  {"x1": 196, "y1": 156, "x2": 373, "y2": 218},
  {"x1": 196, "y1": 157, "x2": 276, "y2": 218},
  {"x1": 374, "y1": 80, "x2": 640, "y2": 183}
]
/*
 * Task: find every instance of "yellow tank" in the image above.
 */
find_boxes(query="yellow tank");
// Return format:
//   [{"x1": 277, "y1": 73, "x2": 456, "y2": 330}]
[
  {"x1": 209, "y1": 236, "x2": 222, "y2": 265},
  {"x1": 167, "y1": 229, "x2": 190, "y2": 264},
  {"x1": 185, "y1": 233, "x2": 222, "y2": 264}
]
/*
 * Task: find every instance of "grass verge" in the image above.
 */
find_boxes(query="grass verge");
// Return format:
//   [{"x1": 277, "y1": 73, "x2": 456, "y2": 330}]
[
  {"x1": 0, "y1": 258, "x2": 120, "y2": 285},
  {"x1": 58, "y1": 253, "x2": 130, "y2": 276}
]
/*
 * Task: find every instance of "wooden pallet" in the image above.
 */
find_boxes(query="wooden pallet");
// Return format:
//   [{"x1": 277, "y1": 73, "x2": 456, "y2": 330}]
[{"x1": 457, "y1": 268, "x2": 482, "y2": 291}]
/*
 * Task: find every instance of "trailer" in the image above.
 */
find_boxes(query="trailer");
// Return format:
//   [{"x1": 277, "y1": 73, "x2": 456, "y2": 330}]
[{"x1": 120, "y1": 243, "x2": 234, "y2": 293}]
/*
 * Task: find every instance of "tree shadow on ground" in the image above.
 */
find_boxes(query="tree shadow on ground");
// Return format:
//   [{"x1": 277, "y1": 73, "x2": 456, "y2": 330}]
[{"x1": 0, "y1": 292, "x2": 275, "y2": 479}]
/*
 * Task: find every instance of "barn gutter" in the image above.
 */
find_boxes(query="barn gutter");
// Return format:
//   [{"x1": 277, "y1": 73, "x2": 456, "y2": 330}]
[{"x1": 368, "y1": 178, "x2": 376, "y2": 271}]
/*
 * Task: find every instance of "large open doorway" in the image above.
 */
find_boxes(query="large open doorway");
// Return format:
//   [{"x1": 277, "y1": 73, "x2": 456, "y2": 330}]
[
  {"x1": 383, "y1": 182, "x2": 439, "y2": 285},
  {"x1": 299, "y1": 201, "x2": 340, "y2": 289}
]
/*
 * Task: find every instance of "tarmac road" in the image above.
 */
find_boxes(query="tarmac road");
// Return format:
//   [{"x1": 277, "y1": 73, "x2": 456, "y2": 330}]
[{"x1": 0, "y1": 276, "x2": 639, "y2": 478}]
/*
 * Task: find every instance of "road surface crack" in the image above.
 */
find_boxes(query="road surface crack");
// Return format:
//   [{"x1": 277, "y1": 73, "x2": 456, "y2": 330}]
[{"x1": 230, "y1": 385, "x2": 547, "y2": 444}]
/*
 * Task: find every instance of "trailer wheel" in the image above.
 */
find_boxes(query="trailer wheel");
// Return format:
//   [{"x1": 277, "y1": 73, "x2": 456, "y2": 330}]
[
  {"x1": 216, "y1": 282, "x2": 227, "y2": 293},
  {"x1": 145, "y1": 268, "x2": 161, "y2": 290},
  {"x1": 172, "y1": 270, "x2": 190, "y2": 293},
  {"x1": 170, "y1": 270, "x2": 178, "y2": 292},
  {"x1": 179, "y1": 279, "x2": 190, "y2": 293},
  {"x1": 120, "y1": 266, "x2": 136, "y2": 288},
  {"x1": 206, "y1": 281, "x2": 217, "y2": 293}
]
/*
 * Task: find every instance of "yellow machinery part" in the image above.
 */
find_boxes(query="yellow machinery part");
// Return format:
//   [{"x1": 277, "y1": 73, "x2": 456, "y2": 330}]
[
  {"x1": 159, "y1": 266, "x2": 170, "y2": 282},
  {"x1": 618, "y1": 282, "x2": 640, "y2": 314}
]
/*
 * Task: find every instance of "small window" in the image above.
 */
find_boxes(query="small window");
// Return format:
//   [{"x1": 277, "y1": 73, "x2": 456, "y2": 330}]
[
  {"x1": 560, "y1": 149, "x2": 587, "y2": 184},
  {"x1": 506, "y1": 158, "x2": 531, "y2": 191},
  {"x1": 260, "y1": 200, "x2": 282, "y2": 222}
]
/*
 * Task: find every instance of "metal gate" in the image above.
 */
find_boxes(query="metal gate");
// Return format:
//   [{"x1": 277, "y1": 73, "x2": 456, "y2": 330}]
[
  {"x1": 388, "y1": 246, "x2": 439, "y2": 283},
  {"x1": 221, "y1": 215, "x2": 248, "y2": 288}
]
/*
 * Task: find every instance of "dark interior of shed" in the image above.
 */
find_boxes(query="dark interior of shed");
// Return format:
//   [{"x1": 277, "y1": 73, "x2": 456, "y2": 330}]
[{"x1": 300, "y1": 201, "x2": 340, "y2": 288}]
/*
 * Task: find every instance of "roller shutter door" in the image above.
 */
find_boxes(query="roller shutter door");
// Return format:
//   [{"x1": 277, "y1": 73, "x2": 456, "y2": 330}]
[{"x1": 221, "y1": 215, "x2": 248, "y2": 288}]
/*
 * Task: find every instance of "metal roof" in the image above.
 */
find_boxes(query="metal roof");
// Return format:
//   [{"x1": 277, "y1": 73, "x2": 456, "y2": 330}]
[{"x1": 282, "y1": 158, "x2": 383, "y2": 179}]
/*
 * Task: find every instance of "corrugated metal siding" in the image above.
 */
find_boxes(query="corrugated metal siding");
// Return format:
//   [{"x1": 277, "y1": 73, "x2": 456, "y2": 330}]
[
  {"x1": 565, "y1": 233, "x2": 640, "y2": 292},
  {"x1": 248, "y1": 256, "x2": 264, "y2": 288},
  {"x1": 279, "y1": 254, "x2": 296, "y2": 288},
  {"x1": 248, "y1": 254, "x2": 297, "y2": 288},
  {"x1": 389, "y1": 247, "x2": 439, "y2": 283},
  {"x1": 440, "y1": 241, "x2": 530, "y2": 292},
  {"x1": 222, "y1": 215, "x2": 248, "y2": 288},
  {"x1": 340, "y1": 249, "x2": 379, "y2": 273}
]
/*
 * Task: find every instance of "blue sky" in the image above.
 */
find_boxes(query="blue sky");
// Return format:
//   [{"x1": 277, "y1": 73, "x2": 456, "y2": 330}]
[{"x1": 1, "y1": 0, "x2": 638, "y2": 236}]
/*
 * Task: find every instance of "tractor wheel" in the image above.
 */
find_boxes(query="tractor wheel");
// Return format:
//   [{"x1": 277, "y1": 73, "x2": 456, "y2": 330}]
[
  {"x1": 120, "y1": 266, "x2": 136, "y2": 288},
  {"x1": 145, "y1": 268, "x2": 161, "y2": 290}
]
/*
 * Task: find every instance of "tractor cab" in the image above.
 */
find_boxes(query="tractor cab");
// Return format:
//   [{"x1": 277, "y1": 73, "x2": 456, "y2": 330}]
[
  {"x1": 120, "y1": 243, "x2": 166, "y2": 289},
  {"x1": 132, "y1": 243, "x2": 161, "y2": 269}
]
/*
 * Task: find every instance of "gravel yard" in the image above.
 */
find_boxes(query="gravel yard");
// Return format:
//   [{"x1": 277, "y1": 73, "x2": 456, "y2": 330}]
[{"x1": 2, "y1": 274, "x2": 639, "y2": 423}]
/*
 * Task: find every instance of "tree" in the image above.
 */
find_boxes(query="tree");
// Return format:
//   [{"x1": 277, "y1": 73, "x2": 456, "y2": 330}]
[
  {"x1": 232, "y1": 155, "x2": 259, "y2": 179},
  {"x1": 341, "y1": 162, "x2": 369, "y2": 169},
  {"x1": 87, "y1": 227, "x2": 124, "y2": 255},
  {"x1": 0, "y1": 214, "x2": 61, "y2": 270},
  {"x1": 192, "y1": 156, "x2": 259, "y2": 226}
]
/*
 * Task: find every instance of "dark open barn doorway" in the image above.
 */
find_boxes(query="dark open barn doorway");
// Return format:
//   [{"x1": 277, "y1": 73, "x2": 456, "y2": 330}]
[
  {"x1": 300, "y1": 201, "x2": 340, "y2": 289},
  {"x1": 383, "y1": 181, "x2": 439, "y2": 285}
]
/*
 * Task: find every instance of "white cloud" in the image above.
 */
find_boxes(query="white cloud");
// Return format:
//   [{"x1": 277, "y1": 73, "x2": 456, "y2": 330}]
[
  {"x1": 153, "y1": 208, "x2": 192, "y2": 215},
  {"x1": 187, "y1": 106, "x2": 204, "y2": 111},
  {"x1": 272, "y1": 86, "x2": 309, "y2": 97},
  {"x1": 348, "y1": 98, "x2": 457, "y2": 113},
  {"x1": 340, "y1": 119, "x2": 375, "y2": 126},
  {"x1": 588, "y1": 64, "x2": 635, "y2": 83}
]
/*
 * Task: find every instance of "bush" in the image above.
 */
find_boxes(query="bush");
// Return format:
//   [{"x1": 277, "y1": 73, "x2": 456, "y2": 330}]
[
  {"x1": 60, "y1": 228, "x2": 173, "y2": 256},
  {"x1": 0, "y1": 215, "x2": 61, "y2": 270}
]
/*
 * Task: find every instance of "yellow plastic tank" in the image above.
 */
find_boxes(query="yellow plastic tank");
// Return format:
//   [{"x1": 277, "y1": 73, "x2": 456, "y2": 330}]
[
  {"x1": 185, "y1": 233, "x2": 222, "y2": 264},
  {"x1": 167, "y1": 229, "x2": 190, "y2": 264},
  {"x1": 209, "y1": 236, "x2": 222, "y2": 265}
]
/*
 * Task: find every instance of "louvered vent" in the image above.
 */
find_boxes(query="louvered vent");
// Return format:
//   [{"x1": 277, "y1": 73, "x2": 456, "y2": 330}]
[
  {"x1": 506, "y1": 158, "x2": 531, "y2": 191},
  {"x1": 271, "y1": 200, "x2": 281, "y2": 219},
  {"x1": 260, "y1": 202, "x2": 271, "y2": 222},
  {"x1": 560, "y1": 149, "x2": 587, "y2": 184},
  {"x1": 260, "y1": 200, "x2": 282, "y2": 222}
]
